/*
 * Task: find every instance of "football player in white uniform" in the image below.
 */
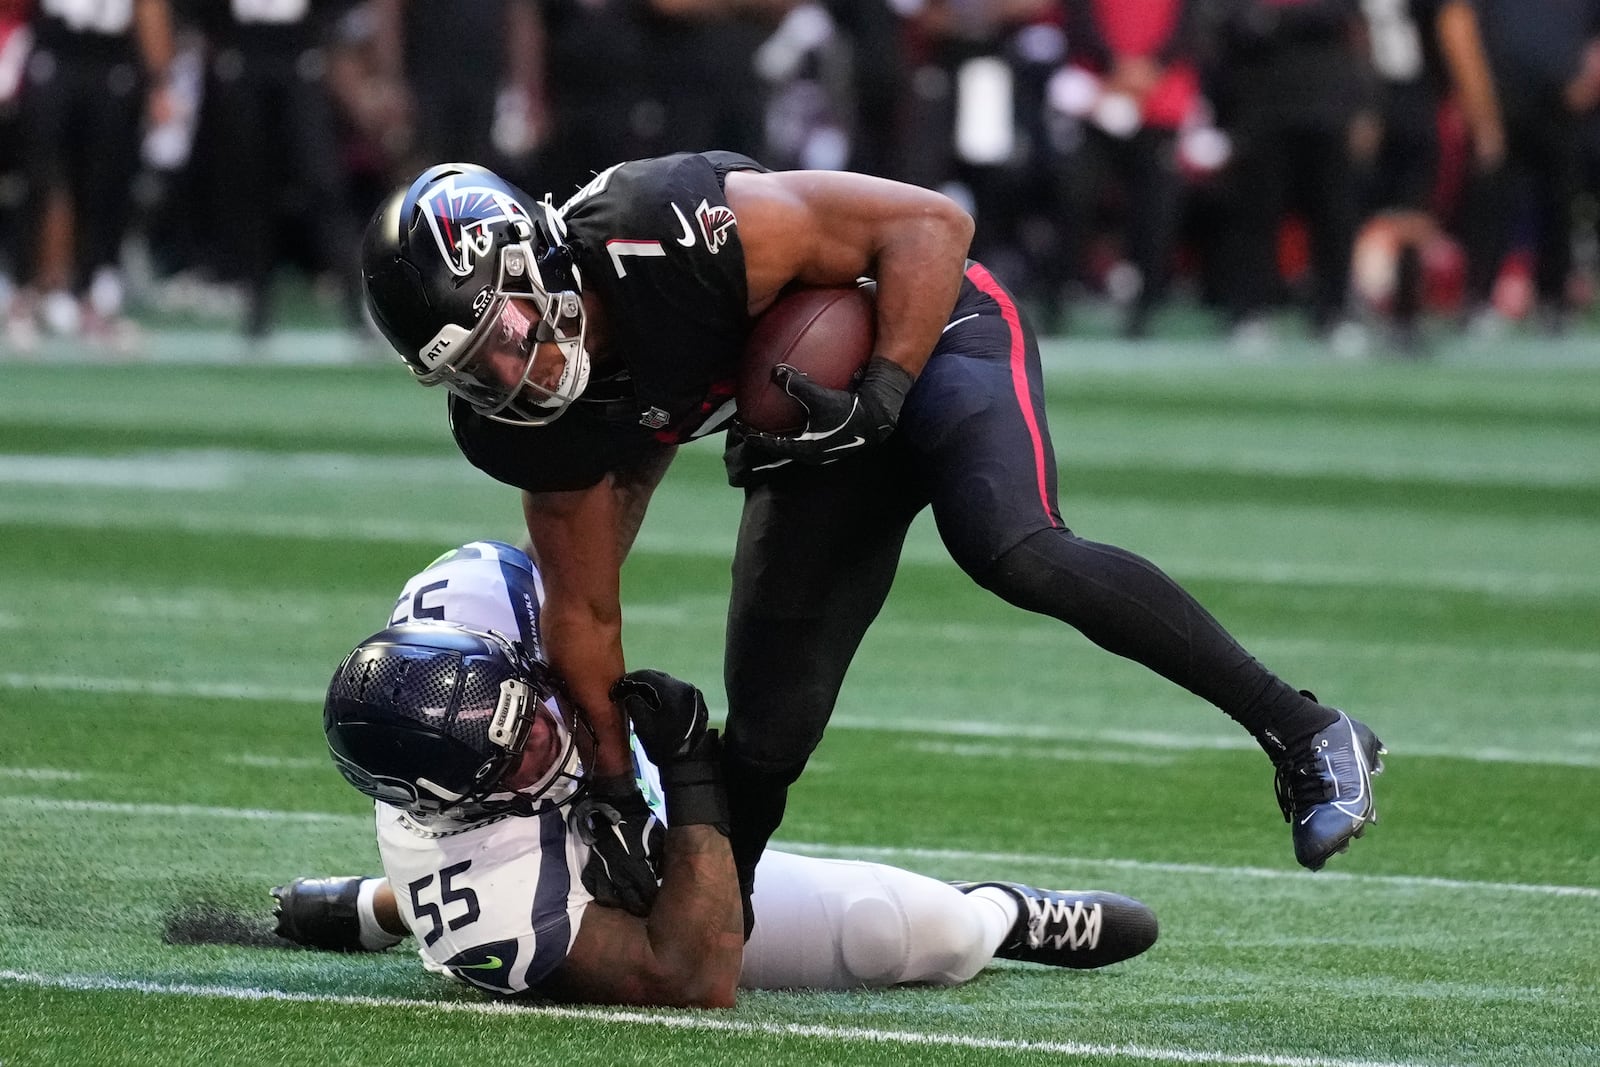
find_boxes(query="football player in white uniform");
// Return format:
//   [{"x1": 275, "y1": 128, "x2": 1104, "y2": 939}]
[{"x1": 273, "y1": 541, "x2": 1158, "y2": 1005}]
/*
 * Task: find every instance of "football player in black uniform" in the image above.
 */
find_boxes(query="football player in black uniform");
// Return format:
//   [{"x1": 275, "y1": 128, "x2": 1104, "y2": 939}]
[
  {"x1": 188, "y1": 0, "x2": 361, "y2": 338},
  {"x1": 10, "y1": 0, "x2": 175, "y2": 346},
  {"x1": 360, "y1": 155, "x2": 1386, "y2": 928},
  {"x1": 1358, "y1": 0, "x2": 1503, "y2": 350}
]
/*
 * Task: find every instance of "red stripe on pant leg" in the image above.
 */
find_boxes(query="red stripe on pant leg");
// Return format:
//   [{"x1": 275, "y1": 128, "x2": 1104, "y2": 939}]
[{"x1": 963, "y1": 263, "x2": 1060, "y2": 526}]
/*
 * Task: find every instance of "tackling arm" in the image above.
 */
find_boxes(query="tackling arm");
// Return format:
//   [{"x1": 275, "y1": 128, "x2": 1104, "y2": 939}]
[
  {"x1": 540, "y1": 672, "x2": 744, "y2": 1007},
  {"x1": 539, "y1": 823, "x2": 744, "y2": 1006},
  {"x1": 519, "y1": 448, "x2": 677, "y2": 781}
]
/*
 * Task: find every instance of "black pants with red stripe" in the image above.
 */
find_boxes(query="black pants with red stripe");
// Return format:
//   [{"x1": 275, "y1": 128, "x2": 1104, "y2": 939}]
[{"x1": 721, "y1": 264, "x2": 1325, "y2": 891}]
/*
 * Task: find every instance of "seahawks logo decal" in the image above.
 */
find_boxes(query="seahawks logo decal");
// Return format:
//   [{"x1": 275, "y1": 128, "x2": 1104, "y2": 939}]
[
  {"x1": 418, "y1": 177, "x2": 534, "y2": 278},
  {"x1": 331, "y1": 752, "x2": 420, "y2": 807}
]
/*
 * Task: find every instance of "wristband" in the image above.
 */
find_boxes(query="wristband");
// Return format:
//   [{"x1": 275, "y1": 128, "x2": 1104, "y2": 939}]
[
  {"x1": 858, "y1": 356, "x2": 915, "y2": 432},
  {"x1": 659, "y1": 730, "x2": 729, "y2": 834}
]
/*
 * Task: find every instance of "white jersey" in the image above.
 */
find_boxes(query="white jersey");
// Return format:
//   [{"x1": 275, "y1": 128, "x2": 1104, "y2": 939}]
[
  {"x1": 376, "y1": 801, "x2": 592, "y2": 993},
  {"x1": 386, "y1": 540, "x2": 546, "y2": 651},
  {"x1": 373, "y1": 541, "x2": 1001, "y2": 994},
  {"x1": 373, "y1": 541, "x2": 597, "y2": 993}
]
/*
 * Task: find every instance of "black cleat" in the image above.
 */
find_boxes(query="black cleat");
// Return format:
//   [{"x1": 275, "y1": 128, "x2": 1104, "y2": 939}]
[
  {"x1": 952, "y1": 881, "x2": 1158, "y2": 969},
  {"x1": 270, "y1": 876, "x2": 374, "y2": 952},
  {"x1": 1274, "y1": 709, "x2": 1386, "y2": 871}
]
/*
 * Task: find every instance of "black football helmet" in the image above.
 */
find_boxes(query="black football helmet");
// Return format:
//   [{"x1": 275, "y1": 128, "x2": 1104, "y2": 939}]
[
  {"x1": 361, "y1": 163, "x2": 590, "y2": 425},
  {"x1": 324, "y1": 621, "x2": 587, "y2": 820}
]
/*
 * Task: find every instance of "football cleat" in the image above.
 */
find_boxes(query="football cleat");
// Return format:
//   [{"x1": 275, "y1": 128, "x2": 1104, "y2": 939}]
[
  {"x1": 952, "y1": 881, "x2": 1159, "y2": 969},
  {"x1": 271, "y1": 876, "x2": 374, "y2": 952},
  {"x1": 1273, "y1": 708, "x2": 1386, "y2": 871}
]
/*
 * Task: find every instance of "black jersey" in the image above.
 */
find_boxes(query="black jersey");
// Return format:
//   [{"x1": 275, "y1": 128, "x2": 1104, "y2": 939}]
[
  {"x1": 452, "y1": 151, "x2": 766, "y2": 493},
  {"x1": 33, "y1": 0, "x2": 140, "y2": 59},
  {"x1": 192, "y1": 0, "x2": 347, "y2": 56},
  {"x1": 1363, "y1": 0, "x2": 1455, "y2": 92}
]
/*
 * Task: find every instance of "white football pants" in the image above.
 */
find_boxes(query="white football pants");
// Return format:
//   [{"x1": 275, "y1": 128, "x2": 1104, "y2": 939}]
[{"x1": 739, "y1": 850, "x2": 1015, "y2": 990}]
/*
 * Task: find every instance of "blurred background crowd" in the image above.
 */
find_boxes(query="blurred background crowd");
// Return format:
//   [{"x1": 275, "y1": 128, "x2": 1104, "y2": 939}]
[{"x1": 2, "y1": 0, "x2": 1598, "y2": 356}]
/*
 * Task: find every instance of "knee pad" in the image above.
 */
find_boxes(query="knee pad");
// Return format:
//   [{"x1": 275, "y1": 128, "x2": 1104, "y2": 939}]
[
  {"x1": 839, "y1": 880, "x2": 992, "y2": 987},
  {"x1": 839, "y1": 894, "x2": 910, "y2": 986}
]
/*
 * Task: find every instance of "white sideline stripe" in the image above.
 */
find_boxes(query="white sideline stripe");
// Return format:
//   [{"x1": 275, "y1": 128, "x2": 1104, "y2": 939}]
[
  {"x1": 6, "y1": 671, "x2": 1600, "y2": 769},
  {"x1": 0, "y1": 969, "x2": 1423, "y2": 1067},
  {"x1": 1, "y1": 795, "x2": 1595, "y2": 901}
]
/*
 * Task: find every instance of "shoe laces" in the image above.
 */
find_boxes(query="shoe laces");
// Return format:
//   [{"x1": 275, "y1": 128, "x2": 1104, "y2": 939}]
[
  {"x1": 1024, "y1": 895, "x2": 1102, "y2": 952},
  {"x1": 1273, "y1": 736, "x2": 1336, "y2": 822}
]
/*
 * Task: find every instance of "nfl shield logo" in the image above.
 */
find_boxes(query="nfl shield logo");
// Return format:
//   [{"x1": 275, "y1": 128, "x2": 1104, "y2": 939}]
[{"x1": 639, "y1": 407, "x2": 670, "y2": 429}]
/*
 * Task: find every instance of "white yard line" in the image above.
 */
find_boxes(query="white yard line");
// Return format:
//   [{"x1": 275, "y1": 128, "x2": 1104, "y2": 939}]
[
  {"x1": 17, "y1": 582, "x2": 1600, "y2": 669},
  {"x1": 2, "y1": 672, "x2": 324, "y2": 703},
  {"x1": 0, "y1": 501, "x2": 476, "y2": 544},
  {"x1": 0, "y1": 796, "x2": 362, "y2": 824},
  {"x1": 0, "y1": 767, "x2": 85, "y2": 781},
  {"x1": 829, "y1": 715, "x2": 1600, "y2": 769},
  {"x1": 6, "y1": 670, "x2": 1599, "y2": 768},
  {"x1": 771, "y1": 841, "x2": 1600, "y2": 901},
  {"x1": 5, "y1": 444, "x2": 1597, "y2": 491},
  {"x1": 219, "y1": 754, "x2": 330, "y2": 771},
  {"x1": 904, "y1": 740, "x2": 1178, "y2": 765},
  {"x1": 1, "y1": 795, "x2": 1594, "y2": 900},
  {"x1": 4, "y1": 499, "x2": 1596, "y2": 597},
  {"x1": 0, "y1": 968, "x2": 1440, "y2": 1067}
]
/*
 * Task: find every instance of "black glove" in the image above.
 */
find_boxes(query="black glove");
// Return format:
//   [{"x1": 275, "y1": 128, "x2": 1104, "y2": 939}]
[
  {"x1": 742, "y1": 356, "x2": 915, "y2": 464},
  {"x1": 572, "y1": 780, "x2": 664, "y2": 916},
  {"x1": 611, "y1": 669, "x2": 710, "y2": 765},
  {"x1": 611, "y1": 669, "x2": 728, "y2": 833}
]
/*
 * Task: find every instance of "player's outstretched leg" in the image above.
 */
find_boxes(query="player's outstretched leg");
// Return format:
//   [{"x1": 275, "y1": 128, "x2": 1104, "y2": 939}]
[
  {"x1": 1271, "y1": 702, "x2": 1386, "y2": 871},
  {"x1": 951, "y1": 882, "x2": 1158, "y2": 968},
  {"x1": 271, "y1": 876, "x2": 400, "y2": 952}
]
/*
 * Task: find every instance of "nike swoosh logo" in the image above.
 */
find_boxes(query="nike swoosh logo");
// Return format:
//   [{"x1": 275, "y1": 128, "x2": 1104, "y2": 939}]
[
  {"x1": 455, "y1": 956, "x2": 503, "y2": 970},
  {"x1": 689, "y1": 398, "x2": 738, "y2": 438},
  {"x1": 823, "y1": 436, "x2": 866, "y2": 453},
  {"x1": 670, "y1": 203, "x2": 697, "y2": 247}
]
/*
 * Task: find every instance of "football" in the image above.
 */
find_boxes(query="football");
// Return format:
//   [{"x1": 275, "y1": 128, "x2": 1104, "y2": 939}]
[{"x1": 737, "y1": 284, "x2": 876, "y2": 433}]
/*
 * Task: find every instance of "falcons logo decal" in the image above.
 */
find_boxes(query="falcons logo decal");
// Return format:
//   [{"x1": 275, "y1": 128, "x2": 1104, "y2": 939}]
[
  {"x1": 418, "y1": 177, "x2": 534, "y2": 278},
  {"x1": 697, "y1": 200, "x2": 738, "y2": 254}
]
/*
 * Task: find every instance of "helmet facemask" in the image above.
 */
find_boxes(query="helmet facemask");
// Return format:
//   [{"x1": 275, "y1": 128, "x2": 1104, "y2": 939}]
[
  {"x1": 438, "y1": 630, "x2": 592, "y2": 819},
  {"x1": 411, "y1": 199, "x2": 591, "y2": 426}
]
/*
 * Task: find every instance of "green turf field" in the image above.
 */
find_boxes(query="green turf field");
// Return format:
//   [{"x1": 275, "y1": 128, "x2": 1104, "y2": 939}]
[{"x1": 2, "y1": 337, "x2": 1597, "y2": 1066}]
